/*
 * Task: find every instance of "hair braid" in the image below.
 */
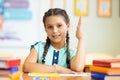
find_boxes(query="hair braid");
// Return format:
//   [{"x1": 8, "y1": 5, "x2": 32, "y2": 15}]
[
  {"x1": 42, "y1": 37, "x2": 50, "y2": 63},
  {"x1": 66, "y1": 32, "x2": 70, "y2": 68}
]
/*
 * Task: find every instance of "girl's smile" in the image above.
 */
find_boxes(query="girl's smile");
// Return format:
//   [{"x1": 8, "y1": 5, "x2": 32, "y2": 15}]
[{"x1": 52, "y1": 33, "x2": 60, "y2": 39}]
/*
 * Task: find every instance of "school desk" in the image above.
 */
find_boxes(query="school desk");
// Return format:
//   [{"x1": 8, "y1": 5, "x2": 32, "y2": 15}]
[{"x1": 20, "y1": 72, "x2": 91, "y2": 80}]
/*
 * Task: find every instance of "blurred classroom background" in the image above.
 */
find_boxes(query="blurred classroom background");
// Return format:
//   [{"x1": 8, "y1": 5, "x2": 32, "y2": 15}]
[{"x1": 0, "y1": 0, "x2": 120, "y2": 65}]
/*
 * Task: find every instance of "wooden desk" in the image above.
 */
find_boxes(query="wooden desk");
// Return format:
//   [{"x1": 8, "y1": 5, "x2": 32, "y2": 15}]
[{"x1": 20, "y1": 72, "x2": 91, "y2": 80}]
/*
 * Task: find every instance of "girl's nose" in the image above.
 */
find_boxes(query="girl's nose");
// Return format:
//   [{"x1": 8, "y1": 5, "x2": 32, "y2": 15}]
[{"x1": 53, "y1": 27, "x2": 58, "y2": 33}]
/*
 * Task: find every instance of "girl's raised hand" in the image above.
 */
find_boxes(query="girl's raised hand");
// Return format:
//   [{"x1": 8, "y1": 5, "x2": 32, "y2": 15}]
[{"x1": 76, "y1": 16, "x2": 84, "y2": 40}]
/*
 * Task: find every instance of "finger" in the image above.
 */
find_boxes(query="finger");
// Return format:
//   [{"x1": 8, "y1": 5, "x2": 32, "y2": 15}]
[{"x1": 77, "y1": 16, "x2": 82, "y2": 27}]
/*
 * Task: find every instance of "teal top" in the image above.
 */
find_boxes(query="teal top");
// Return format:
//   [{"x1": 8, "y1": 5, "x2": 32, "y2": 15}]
[{"x1": 31, "y1": 41, "x2": 76, "y2": 68}]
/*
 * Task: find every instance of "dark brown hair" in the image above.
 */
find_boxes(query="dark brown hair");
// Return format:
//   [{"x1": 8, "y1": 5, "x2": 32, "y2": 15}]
[{"x1": 42, "y1": 8, "x2": 70, "y2": 68}]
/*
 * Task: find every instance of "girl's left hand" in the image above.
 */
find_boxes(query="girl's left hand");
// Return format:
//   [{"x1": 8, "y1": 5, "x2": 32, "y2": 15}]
[{"x1": 76, "y1": 16, "x2": 84, "y2": 40}]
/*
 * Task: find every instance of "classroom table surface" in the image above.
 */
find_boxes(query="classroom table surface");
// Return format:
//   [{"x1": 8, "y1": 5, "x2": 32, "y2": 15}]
[{"x1": 20, "y1": 72, "x2": 92, "y2": 80}]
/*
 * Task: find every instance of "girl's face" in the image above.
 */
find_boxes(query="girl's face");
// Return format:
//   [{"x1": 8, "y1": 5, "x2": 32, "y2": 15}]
[{"x1": 45, "y1": 15, "x2": 70, "y2": 44}]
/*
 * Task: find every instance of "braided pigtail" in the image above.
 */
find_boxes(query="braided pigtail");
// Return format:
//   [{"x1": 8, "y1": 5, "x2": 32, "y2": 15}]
[
  {"x1": 66, "y1": 32, "x2": 70, "y2": 68},
  {"x1": 42, "y1": 37, "x2": 50, "y2": 63}
]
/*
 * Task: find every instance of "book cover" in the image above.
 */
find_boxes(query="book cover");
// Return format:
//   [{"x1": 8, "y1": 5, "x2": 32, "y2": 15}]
[
  {"x1": 91, "y1": 72, "x2": 120, "y2": 80},
  {"x1": 93, "y1": 59, "x2": 120, "y2": 68},
  {"x1": 0, "y1": 66, "x2": 19, "y2": 74},
  {"x1": 90, "y1": 65, "x2": 120, "y2": 75},
  {"x1": 0, "y1": 58, "x2": 21, "y2": 68}
]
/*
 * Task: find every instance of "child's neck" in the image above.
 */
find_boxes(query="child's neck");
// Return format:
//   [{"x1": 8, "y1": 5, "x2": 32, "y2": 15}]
[{"x1": 51, "y1": 42, "x2": 65, "y2": 50}]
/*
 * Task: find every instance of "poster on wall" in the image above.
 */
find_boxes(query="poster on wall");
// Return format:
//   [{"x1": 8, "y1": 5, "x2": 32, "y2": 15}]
[
  {"x1": 0, "y1": 0, "x2": 40, "y2": 47},
  {"x1": 97, "y1": 0, "x2": 112, "y2": 17},
  {"x1": 74, "y1": 0, "x2": 88, "y2": 16}
]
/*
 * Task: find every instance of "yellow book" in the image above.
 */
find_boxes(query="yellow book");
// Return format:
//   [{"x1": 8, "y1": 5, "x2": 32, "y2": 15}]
[
  {"x1": 0, "y1": 71, "x2": 21, "y2": 80},
  {"x1": 90, "y1": 65, "x2": 120, "y2": 75}
]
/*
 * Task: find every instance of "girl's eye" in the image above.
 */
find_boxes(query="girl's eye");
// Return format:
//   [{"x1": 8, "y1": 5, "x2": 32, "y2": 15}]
[
  {"x1": 47, "y1": 26, "x2": 52, "y2": 29},
  {"x1": 58, "y1": 24, "x2": 62, "y2": 28}
]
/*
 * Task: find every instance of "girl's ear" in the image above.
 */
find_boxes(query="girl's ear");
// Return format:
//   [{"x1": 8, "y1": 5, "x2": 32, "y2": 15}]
[{"x1": 67, "y1": 23, "x2": 71, "y2": 30}]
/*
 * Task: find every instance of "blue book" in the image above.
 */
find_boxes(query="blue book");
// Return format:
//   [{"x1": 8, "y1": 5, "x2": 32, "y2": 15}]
[{"x1": 91, "y1": 72, "x2": 120, "y2": 80}]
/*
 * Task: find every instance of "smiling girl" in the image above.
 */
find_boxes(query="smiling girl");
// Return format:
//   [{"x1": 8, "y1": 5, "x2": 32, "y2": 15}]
[{"x1": 23, "y1": 8, "x2": 85, "y2": 73}]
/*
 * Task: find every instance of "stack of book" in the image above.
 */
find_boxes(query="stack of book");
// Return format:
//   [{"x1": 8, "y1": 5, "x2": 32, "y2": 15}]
[
  {"x1": 0, "y1": 58, "x2": 21, "y2": 80},
  {"x1": 90, "y1": 59, "x2": 120, "y2": 80}
]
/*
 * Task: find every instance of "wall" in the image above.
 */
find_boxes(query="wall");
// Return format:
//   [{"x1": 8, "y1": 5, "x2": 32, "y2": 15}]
[{"x1": 0, "y1": 0, "x2": 120, "y2": 59}]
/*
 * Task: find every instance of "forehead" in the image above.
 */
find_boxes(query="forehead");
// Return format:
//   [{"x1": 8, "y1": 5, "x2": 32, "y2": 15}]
[{"x1": 45, "y1": 15, "x2": 65, "y2": 24}]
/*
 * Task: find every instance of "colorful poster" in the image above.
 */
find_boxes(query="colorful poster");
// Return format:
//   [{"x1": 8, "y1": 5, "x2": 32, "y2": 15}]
[{"x1": 0, "y1": 0, "x2": 39, "y2": 47}]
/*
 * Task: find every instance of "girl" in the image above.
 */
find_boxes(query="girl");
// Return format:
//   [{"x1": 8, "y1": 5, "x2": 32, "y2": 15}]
[{"x1": 23, "y1": 8, "x2": 85, "y2": 73}]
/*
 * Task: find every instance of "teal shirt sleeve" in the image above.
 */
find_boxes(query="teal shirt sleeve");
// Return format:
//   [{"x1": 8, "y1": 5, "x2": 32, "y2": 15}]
[{"x1": 30, "y1": 41, "x2": 45, "y2": 63}]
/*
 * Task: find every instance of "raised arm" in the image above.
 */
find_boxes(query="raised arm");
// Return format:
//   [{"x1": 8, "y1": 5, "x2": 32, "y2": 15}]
[{"x1": 70, "y1": 16, "x2": 85, "y2": 72}]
